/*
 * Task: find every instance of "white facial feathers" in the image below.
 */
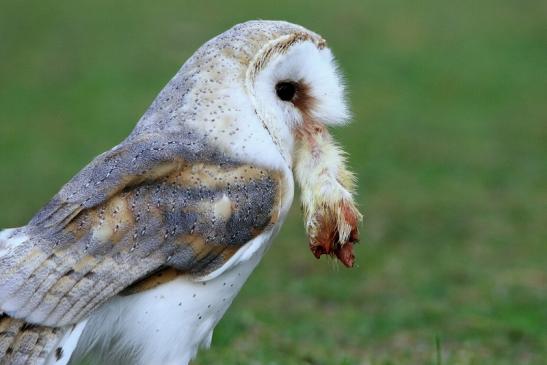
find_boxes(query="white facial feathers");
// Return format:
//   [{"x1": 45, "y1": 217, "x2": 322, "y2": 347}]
[{"x1": 253, "y1": 40, "x2": 350, "y2": 129}]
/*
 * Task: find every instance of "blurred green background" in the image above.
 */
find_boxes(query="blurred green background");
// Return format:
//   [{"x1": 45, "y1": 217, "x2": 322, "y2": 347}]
[{"x1": 1, "y1": 1, "x2": 546, "y2": 364}]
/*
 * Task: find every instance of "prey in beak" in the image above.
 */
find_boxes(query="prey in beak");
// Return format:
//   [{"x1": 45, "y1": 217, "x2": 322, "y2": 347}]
[{"x1": 294, "y1": 119, "x2": 362, "y2": 267}]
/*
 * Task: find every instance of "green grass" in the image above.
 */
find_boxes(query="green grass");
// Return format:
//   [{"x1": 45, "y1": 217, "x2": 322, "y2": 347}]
[{"x1": 1, "y1": 1, "x2": 546, "y2": 364}]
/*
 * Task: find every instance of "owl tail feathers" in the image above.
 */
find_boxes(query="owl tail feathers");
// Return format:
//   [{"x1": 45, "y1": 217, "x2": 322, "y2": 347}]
[{"x1": 0, "y1": 314, "x2": 63, "y2": 365}]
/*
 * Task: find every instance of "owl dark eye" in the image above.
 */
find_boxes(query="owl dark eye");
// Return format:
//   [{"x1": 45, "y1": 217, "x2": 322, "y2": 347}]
[{"x1": 275, "y1": 81, "x2": 297, "y2": 102}]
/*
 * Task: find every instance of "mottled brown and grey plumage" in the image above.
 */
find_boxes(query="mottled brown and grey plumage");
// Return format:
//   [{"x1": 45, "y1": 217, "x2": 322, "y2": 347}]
[{"x1": 0, "y1": 316, "x2": 60, "y2": 365}]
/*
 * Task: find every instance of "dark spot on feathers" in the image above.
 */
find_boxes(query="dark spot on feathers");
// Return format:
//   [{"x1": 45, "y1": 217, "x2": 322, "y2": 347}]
[
  {"x1": 21, "y1": 322, "x2": 38, "y2": 331},
  {"x1": 55, "y1": 347, "x2": 63, "y2": 360}
]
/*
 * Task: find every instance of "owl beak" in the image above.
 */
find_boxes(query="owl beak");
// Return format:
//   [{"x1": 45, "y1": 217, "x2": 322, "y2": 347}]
[{"x1": 293, "y1": 119, "x2": 362, "y2": 267}]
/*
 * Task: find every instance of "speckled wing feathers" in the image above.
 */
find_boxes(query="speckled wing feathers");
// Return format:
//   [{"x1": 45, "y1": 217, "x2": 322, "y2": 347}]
[
  {"x1": 0, "y1": 132, "x2": 282, "y2": 328},
  {"x1": 29, "y1": 132, "x2": 212, "y2": 229},
  {"x1": 0, "y1": 316, "x2": 61, "y2": 365}
]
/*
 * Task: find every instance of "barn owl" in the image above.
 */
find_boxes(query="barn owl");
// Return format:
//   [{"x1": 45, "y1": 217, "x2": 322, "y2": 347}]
[{"x1": 0, "y1": 20, "x2": 362, "y2": 365}]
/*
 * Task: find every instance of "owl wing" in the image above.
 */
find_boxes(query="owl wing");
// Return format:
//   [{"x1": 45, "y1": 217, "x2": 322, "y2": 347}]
[{"x1": 0, "y1": 132, "x2": 283, "y2": 327}]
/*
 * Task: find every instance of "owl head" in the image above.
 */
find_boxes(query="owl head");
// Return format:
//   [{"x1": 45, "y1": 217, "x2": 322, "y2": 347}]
[{"x1": 133, "y1": 20, "x2": 350, "y2": 167}]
